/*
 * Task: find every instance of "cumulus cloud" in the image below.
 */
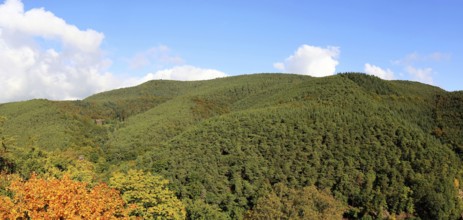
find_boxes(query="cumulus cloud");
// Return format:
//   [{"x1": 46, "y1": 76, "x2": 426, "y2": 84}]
[
  {"x1": 141, "y1": 65, "x2": 227, "y2": 82},
  {"x1": 405, "y1": 66, "x2": 434, "y2": 85},
  {"x1": 364, "y1": 63, "x2": 395, "y2": 80},
  {"x1": 274, "y1": 44, "x2": 340, "y2": 77},
  {"x1": 128, "y1": 45, "x2": 184, "y2": 69},
  {"x1": 0, "y1": 0, "x2": 103, "y2": 52},
  {"x1": 0, "y1": 0, "x2": 119, "y2": 102},
  {"x1": 0, "y1": 0, "x2": 227, "y2": 103}
]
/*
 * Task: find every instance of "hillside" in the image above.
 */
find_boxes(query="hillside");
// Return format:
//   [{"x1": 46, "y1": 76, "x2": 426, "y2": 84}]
[{"x1": 1, "y1": 73, "x2": 463, "y2": 219}]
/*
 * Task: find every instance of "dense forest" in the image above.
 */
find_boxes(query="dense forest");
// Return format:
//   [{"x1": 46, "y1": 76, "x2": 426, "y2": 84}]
[{"x1": 1, "y1": 73, "x2": 463, "y2": 219}]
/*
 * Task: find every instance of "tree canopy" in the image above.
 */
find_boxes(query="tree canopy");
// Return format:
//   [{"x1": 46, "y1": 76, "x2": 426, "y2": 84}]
[
  {"x1": 0, "y1": 174, "x2": 130, "y2": 219},
  {"x1": 1, "y1": 73, "x2": 462, "y2": 219}
]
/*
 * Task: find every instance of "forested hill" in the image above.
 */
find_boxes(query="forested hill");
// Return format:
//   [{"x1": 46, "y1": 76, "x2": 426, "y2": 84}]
[{"x1": 1, "y1": 73, "x2": 463, "y2": 219}]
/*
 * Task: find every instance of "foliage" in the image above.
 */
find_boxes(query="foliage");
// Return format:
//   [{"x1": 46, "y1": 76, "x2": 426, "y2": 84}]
[
  {"x1": 340, "y1": 72, "x2": 397, "y2": 95},
  {"x1": 110, "y1": 169, "x2": 186, "y2": 219},
  {"x1": 434, "y1": 91, "x2": 463, "y2": 155},
  {"x1": 0, "y1": 116, "x2": 15, "y2": 173},
  {"x1": 185, "y1": 199, "x2": 230, "y2": 220},
  {"x1": 246, "y1": 183, "x2": 346, "y2": 220},
  {"x1": 1, "y1": 73, "x2": 463, "y2": 219},
  {"x1": 0, "y1": 174, "x2": 130, "y2": 219}
]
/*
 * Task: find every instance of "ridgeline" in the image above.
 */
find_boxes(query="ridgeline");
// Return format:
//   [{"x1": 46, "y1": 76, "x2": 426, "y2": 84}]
[{"x1": 1, "y1": 73, "x2": 462, "y2": 219}]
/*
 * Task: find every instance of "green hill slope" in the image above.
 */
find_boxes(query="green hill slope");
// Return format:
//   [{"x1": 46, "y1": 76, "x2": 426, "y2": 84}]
[
  {"x1": 0, "y1": 100, "x2": 83, "y2": 151},
  {"x1": 1, "y1": 73, "x2": 462, "y2": 219}
]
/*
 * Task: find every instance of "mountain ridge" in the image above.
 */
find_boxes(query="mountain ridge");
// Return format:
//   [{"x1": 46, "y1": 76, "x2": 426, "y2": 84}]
[{"x1": 1, "y1": 72, "x2": 463, "y2": 219}]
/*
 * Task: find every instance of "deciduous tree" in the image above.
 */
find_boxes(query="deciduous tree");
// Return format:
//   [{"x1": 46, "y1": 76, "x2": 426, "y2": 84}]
[
  {"x1": 0, "y1": 174, "x2": 131, "y2": 219},
  {"x1": 110, "y1": 169, "x2": 186, "y2": 219}
]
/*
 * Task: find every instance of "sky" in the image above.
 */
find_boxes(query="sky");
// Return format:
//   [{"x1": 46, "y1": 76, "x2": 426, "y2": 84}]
[{"x1": 0, "y1": 0, "x2": 462, "y2": 103}]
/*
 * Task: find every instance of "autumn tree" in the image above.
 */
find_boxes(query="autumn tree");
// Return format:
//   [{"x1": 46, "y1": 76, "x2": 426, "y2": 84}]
[
  {"x1": 0, "y1": 174, "x2": 131, "y2": 219},
  {"x1": 110, "y1": 169, "x2": 186, "y2": 219}
]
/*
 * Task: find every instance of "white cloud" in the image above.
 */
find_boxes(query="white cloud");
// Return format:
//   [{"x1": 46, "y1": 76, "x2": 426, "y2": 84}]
[
  {"x1": 128, "y1": 45, "x2": 184, "y2": 69},
  {"x1": 274, "y1": 44, "x2": 340, "y2": 77},
  {"x1": 0, "y1": 0, "x2": 123, "y2": 103},
  {"x1": 0, "y1": 0, "x2": 227, "y2": 103},
  {"x1": 0, "y1": 34, "x2": 118, "y2": 101},
  {"x1": 428, "y1": 52, "x2": 451, "y2": 62},
  {"x1": 405, "y1": 66, "x2": 434, "y2": 85},
  {"x1": 0, "y1": 0, "x2": 103, "y2": 52},
  {"x1": 390, "y1": 52, "x2": 442, "y2": 85},
  {"x1": 364, "y1": 63, "x2": 395, "y2": 80},
  {"x1": 393, "y1": 52, "x2": 451, "y2": 65},
  {"x1": 141, "y1": 65, "x2": 227, "y2": 82}
]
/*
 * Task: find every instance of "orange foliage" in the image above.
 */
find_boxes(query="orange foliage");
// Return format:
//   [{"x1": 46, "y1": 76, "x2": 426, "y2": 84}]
[{"x1": 0, "y1": 174, "x2": 132, "y2": 219}]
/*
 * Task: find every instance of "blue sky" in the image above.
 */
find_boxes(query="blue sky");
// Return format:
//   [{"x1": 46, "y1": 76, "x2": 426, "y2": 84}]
[{"x1": 0, "y1": 0, "x2": 461, "y2": 102}]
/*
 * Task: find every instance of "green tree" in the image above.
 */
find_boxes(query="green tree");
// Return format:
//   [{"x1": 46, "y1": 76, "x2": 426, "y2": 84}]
[
  {"x1": 0, "y1": 116, "x2": 16, "y2": 173},
  {"x1": 246, "y1": 183, "x2": 346, "y2": 220},
  {"x1": 185, "y1": 199, "x2": 229, "y2": 220}
]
